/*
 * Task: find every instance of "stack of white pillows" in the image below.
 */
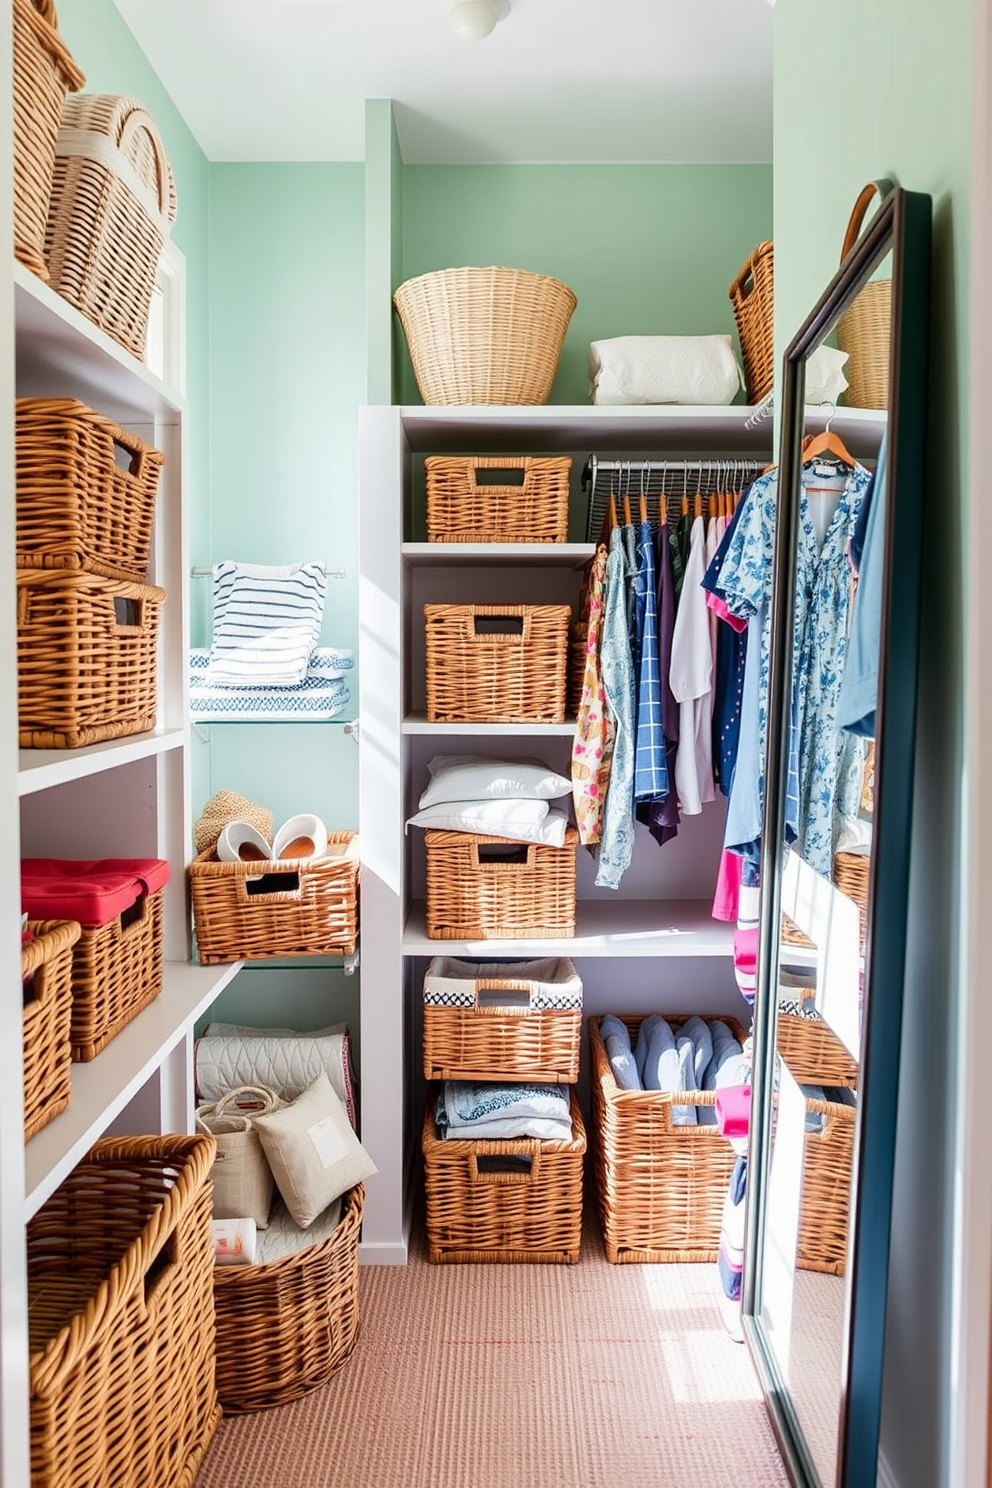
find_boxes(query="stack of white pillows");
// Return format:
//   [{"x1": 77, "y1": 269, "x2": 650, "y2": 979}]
[{"x1": 406, "y1": 755, "x2": 574, "y2": 846}]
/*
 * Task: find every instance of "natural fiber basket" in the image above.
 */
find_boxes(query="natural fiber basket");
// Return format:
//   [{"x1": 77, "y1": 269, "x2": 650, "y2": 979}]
[
  {"x1": 424, "y1": 602, "x2": 571, "y2": 723},
  {"x1": 16, "y1": 397, "x2": 164, "y2": 581},
  {"x1": 422, "y1": 956, "x2": 582, "y2": 1083},
  {"x1": 394, "y1": 266, "x2": 577, "y2": 406},
  {"x1": 188, "y1": 832, "x2": 360, "y2": 964},
  {"x1": 836, "y1": 182, "x2": 891, "y2": 409},
  {"x1": 589, "y1": 1013, "x2": 746, "y2": 1263},
  {"x1": 425, "y1": 827, "x2": 578, "y2": 941},
  {"x1": 22, "y1": 918, "x2": 80, "y2": 1141},
  {"x1": 728, "y1": 240, "x2": 774, "y2": 405},
  {"x1": 70, "y1": 883, "x2": 164, "y2": 1061},
  {"x1": 28, "y1": 1134, "x2": 220, "y2": 1488},
  {"x1": 425, "y1": 455, "x2": 571, "y2": 543},
  {"x1": 833, "y1": 851, "x2": 870, "y2": 945},
  {"x1": 17, "y1": 568, "x2": 164, "y2": 748},
  {"x1": 45, "y1": 93, "x2": 177, "y2": 359},
  {"x1": 422, "y1": 1091, "x2": 585, "y2": 1263},
  {"x1": 13, "y1": 0, "x2": 85, "y2": 281},
  {"x1": 193, "y1": 789, "x2": 275, "y2": 856},
  {"x1": 213, "y1": 1185, "x2": 363, "y2": 1413}
]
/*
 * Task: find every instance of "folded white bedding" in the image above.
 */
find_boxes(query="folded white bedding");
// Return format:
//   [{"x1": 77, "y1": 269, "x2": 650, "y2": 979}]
[
  {"x1": 588, "y1": 334, "x2": 743, "y2": 406},
  {"x1": 196, "y1": 1022, "x2": 356, "y2": 1128}
]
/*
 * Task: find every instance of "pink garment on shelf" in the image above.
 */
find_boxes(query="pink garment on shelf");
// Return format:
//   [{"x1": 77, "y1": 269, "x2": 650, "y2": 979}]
[
  {"x1": 715, "y1": 1083, "x2": 751, "y2": 1139},
  {"x1": 733, "y1": 925, "x2": 759, "y2": 1003},
  {"x1": 712, "y1": 848, "x2": 743, "y2": 922}
]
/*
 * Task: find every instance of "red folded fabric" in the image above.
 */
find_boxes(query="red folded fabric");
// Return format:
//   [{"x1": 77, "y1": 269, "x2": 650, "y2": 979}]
[
  {"x1": 20, "y1": 858, "x2": 170, "y2": 928},
  {"x1": 715, "y1": 1082, "x2": 751, "y2": 1138}
]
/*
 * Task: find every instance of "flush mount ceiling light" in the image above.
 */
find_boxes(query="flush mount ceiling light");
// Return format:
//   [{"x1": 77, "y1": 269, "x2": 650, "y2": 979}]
[{"x1": 445, "y1": 0, "x2": 509, "y2": 41}]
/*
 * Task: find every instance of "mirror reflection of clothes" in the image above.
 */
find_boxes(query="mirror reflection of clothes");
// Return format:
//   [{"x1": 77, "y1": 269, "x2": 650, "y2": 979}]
[{"x1": 837, "y1": 434, "x2": 887, "y2": 738}]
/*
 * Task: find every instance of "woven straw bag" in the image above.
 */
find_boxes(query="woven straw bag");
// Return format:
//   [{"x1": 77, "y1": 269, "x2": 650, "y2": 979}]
[
  {"x1": 835, "y1": 181, "x2": 893, "y2": 409},
  {"x1": 196, "y1": 1085, "x2": 283, "y2": 1228},
  {"x1": 193, "y1": 789, "x2": 275, "y2": 855}
]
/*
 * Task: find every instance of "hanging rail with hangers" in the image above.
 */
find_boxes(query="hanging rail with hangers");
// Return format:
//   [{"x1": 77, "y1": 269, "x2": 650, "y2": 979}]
[{"x1": 581, "y1": 455, "x2": 768, "y2": 542}]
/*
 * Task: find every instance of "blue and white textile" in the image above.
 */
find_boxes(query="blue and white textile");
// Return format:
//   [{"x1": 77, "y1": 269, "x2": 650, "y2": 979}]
[
  {"x1": 633, "y1": 519, "x2": 669, "y2": 804},
  {"x1": 594, "y1": 527, "x2": 637, "y2": 890},
  {"x1": 435, "y1": 1082, "x2": 572, "y2": 1141},
  {"x1": 189, "y1": 647, "x2": 352, "y2": 721},
  {"x1": 205, "y1": 561, "x2": 327, "y2": 688}
]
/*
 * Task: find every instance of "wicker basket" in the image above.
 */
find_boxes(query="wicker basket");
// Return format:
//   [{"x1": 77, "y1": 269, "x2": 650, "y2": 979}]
[
  {"x1": 424, "y1": 602, "x2": 571, "y2": 723},
  {"x1": 394, "y1": 266, "x2": 577, "y2": 406},
  {"x1": 13, "y1": 0, "x2": 85, "y2": 281},
  {"x1": 213, "y1": 1185, "x2": 364, "y2": 1413},
  {"x1": 425, "y1": 827, "x2": 578, "y2": 941},
  {"x1": 422, "y1": 1090, "x2": 585, "y2": 1263},
  {"x1": 22, "y1": 918, "x2": 80, "y2": 1140},
  {"x1": 17, "y1": 568, "x2": 164, "y2": 749},
  {"x1": 833, "y1": 851, "x2": 870, "y2": 945},
  {"x1": 69, "y1": 884, "x2": 164, "y2": 1061},
  {"x1": 425, "y1": 455, "x2": 571, "y2": 544},
  {"x1": 188, "y1": 833, "x2": 360, "y2": 964},
  {"x1": 16, "y1": 398, "x2": 164, "y2": 581},
  {"x1": 589, "y1": 1013, "x2": 746, "y2": 1263},
  {"x1": 729, "y1": 240, "x2": 774, "y2": 405},
  {"x1": 28, "y1": 1134, "x2": 220, "y2": 1488},
  {"x1": 422, "y1": 956, "x2": 582, "y2": 1083},
  {"x1": 836, "y1": 182, "x2": 891, "y2": 409},
  {"x1": 45, "y1": 93, "x2": 177, "y2": 359}
]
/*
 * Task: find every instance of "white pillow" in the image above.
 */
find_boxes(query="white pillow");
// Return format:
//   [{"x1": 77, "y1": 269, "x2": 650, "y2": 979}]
[
  {"x1": 408, "y1": 802, "x2": 571, "y2": 848},
  {"x1": 588, "y1": 335, "x2": 743, "y2": 407},
  {"x1": 805, "y1": 344, "x2": 850, "y2": 405},
  {"x1": 253, "y1": 1071, "x2": 377, "y2": 1229},
  {"x1": 420, "y1": 755, "x2": 572, "y2": 808}
]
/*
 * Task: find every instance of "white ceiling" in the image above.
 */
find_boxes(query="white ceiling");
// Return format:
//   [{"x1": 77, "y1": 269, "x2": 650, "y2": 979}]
[{"x1": 111, "y1": 0, "x2": 773, "y2": 165}]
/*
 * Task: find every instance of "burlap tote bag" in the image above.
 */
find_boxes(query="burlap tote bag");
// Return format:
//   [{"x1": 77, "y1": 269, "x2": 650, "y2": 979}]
[
  {"x1": 835, "y1": 179, "x2": 894, "y2": 410},
  {"x1": 196, "y1": 1083, "x2": 283, "y2": 1228}
]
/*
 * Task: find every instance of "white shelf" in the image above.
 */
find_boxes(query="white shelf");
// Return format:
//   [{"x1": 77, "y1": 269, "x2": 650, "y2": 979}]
[
  {"x1": 14, "y1": 260, "x2": 185, "y2": 423},
  {"x1": 24, "y1": 959, "x2": 243, "y2": 1219},
  {"x1": 402, "y1": 542, "x2": 595, "y2": 566},
  {"x1": 402, "y1": 898, "x2": 734, "y2": 958},
  {"x1": 396, "y1": 403, "x2": 773, "y2": 455},
  {"x1": 18, "y1": 727, "x2": 188, "y2": 796},
  {"x1": 403, "y1": 712, "x2": 576, "y2": 736}
]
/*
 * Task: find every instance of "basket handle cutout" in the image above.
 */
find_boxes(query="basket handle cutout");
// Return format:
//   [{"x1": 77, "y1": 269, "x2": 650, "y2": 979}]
[
  {"x1": 472, "y1": 465, "x2": 526, "y2": 489},
  {"x1": 471, "y1": 614, "x2": 525, "y2": 639},
  {"x1": 475, "y1": 980, "x2": 534, "y2": 1010},
  {"x1": 473, "y1": 842, "x2": 532, "y2": 868},
  {"x1": 143, "y1": 1230, "x2": 178, "y2": 1312},
  {"x1": 470, "y1": 1152, "x2": 537, "y2": 1183},
  {"x1": 119, "y1": 892, "x2": 147, "y2": 935},
  {"x1": 112, "y1": 595, "x2": 143, "y2": 629},
  {"x1": 111, "y1": 431, "x2": 152, "y2": 479},
  {"x1": 244, "y1": 870, "x2": 301, "y2": 897},
  {"x1": 22, "y1": 965, "x2": 44, "y2": 1008}
]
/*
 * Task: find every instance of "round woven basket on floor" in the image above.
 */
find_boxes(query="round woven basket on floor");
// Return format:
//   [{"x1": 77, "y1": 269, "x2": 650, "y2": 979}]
[{"x1": 394, "y1": 266, "x2": 577, "y2": 405}]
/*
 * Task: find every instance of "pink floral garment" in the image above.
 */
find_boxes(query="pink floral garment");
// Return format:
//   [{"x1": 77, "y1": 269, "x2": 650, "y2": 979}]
[{"x1": 571, "y1": 543, "x2": 615, "y2": 845}]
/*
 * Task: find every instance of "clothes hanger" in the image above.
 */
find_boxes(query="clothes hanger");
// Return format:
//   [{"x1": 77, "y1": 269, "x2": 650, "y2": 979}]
[{"x1": 802, "y1": 401, "x2": 855, "y2": 469}]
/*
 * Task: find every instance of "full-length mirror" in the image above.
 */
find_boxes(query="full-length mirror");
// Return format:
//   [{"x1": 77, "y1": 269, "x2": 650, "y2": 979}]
[{"x1": 741, "y1": 187, "x2": 932, "y2": 1488}]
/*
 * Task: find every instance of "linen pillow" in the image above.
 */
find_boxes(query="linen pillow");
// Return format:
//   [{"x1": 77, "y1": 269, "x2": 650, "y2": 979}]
[
  {"x1": 589, "y1": 335, "x2": 743, "y2": 407},
  {"x1": 419, "y1": 755, "x2": 572, "y2": 808},
  {"x1": 407, "y1": 802, "x2": 570, "y2": 848},
  {"x1": 253, "y1": 1071, "x2": 377, "y2": 1229},
  {"x1": 804, "y1": 344, "x2": 850, "y2": 406},
  {"x1": 206, "y1": 561, "x2": 327, "y2": 688}
]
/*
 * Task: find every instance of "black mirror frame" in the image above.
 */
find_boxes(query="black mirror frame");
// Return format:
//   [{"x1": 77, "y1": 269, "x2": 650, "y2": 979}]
[{"x1": 741, "y1": 186, "x2": 932, "y2": 1488}]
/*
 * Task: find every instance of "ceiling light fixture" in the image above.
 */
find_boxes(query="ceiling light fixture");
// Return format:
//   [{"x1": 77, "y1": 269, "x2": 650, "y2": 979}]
[{"x1": 445, "y1": 0, "x2": 509, "y2": 41}]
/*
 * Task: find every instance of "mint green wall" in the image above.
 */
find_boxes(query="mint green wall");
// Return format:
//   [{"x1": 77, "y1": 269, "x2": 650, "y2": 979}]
[
  {"x1": 365, "y1": 100, "x2": 404, "y2": 404},
  {"x1": 55, "y1": 0, "x2": 210, "y2": 606},
  {"x1": 400, "y1": 164, "x2": 773, "y2": 404},
  {"x1": 774, "y1": 3, "x2": 970, "y2": 1486}
]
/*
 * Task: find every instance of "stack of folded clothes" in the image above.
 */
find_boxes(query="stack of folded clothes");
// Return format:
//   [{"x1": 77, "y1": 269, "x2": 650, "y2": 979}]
[
  {"x1": 434, "y1": 1081, "x2": 573, "y2": 1141},
  {"x1": 599, "y1": 1012, "x2": 748, "y2": 1126},
  {"x1": 406, "y1": 754, "x2": 573, "y2": 847}
]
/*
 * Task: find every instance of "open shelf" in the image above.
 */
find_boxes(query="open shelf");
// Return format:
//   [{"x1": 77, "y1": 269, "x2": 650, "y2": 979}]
[
  {"x1": 396, "y1": 403, "x2": 773, "y2": 456},
  {"x1": 402, "y1": 542, "x2": 594, "y2": 567},
  {"x1": 18, "y1": 727, "x2": 188, "y2": 796},
  {"x1": 402, "y1": 898, "x2": 734, "y2": 958},
  {"x1": 402, "y1": 712, "x2": 576, "y2": 736},
  {"x1": 24, "y1": 959, "x2": 243, "y2": 1219}
]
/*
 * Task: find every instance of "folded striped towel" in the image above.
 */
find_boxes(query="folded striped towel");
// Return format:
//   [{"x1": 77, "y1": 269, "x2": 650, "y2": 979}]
[{"x1": 205, "y1": 561, "x2": 327, "y2": 688}]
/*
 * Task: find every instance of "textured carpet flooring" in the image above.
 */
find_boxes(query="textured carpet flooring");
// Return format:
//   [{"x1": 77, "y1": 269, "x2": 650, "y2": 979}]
[{"x1": 195, "y1": 1209, "x2": 790, "y2": 1488}]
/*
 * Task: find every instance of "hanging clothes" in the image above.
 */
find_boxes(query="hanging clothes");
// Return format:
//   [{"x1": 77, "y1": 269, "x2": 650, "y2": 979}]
[
  {"x1": 571, "y1": 542, "x2": 614, "y2": 846},
  {"x1": 837, "y1": 434, "x2": 887, "y2": 739},
  {"x1": 637, "y1": 516, "x2": 681, "y2": 846},
  {"x1": 669, "y1": 511, "x2": 715, "y2": 816},
  {"x1": 632, "y1": 516, "x2": 669, "y2": 809},
  {"x1": 594, "y1": 526, "x2": 638, "y2": 889},
  {"x1": 702, "y1": 486, "x2": 752, "y2": 797}
]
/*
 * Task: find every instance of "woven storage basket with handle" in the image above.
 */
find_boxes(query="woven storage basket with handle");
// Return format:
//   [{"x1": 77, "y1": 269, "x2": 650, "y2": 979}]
[
  {"x1": 394, "y1": 266, "x2": 577, "y2": 405},
  {"x1": 22, "y1": 917, "x2": 80, "y2": 1141},
  {"x1": 13, "y1": 0, "x2": 84, "y2": 281},
  {"x1": 835, "y1": 181, "x2": 893, "y2": 409},
  {"x1": 425, "y1": 827, "x2": 578, "y2": 941},
  {"x1": 45, "y1": 93, "x2": 177, "y2": 358},
  {"x1": 424, "y1": 602, "x2": 570, "y2": 723},
  {"x1": 728, "y1": 240, "x2": 774, "y2": 405},
  {"x1": 425, "y1": 455, "x2": 571, "y2": 544},
  {"x1": 196, "y1": 1085, "x2": 283, "y2": 1229}
]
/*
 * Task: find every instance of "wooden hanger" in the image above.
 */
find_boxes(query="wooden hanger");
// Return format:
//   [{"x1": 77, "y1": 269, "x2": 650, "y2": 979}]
[{"x1": 803, "y1": 402, "x2": 855, "y2": 470}]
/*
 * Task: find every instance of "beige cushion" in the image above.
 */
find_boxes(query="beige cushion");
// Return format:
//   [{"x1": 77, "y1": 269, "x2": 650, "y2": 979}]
[{"x1": 254, "y1": 1071, "x2": 377, "y2": 1229}]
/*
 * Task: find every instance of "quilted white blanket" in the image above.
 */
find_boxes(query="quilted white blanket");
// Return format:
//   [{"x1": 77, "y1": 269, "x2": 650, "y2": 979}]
[{"x1": 195, "y1": 1021, "x2": 356, "y2": 1128}]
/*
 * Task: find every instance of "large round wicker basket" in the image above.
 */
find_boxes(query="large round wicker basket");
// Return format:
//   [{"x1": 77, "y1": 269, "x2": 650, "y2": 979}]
[{"x1": 394, "y1": 266, "x2": 577, "y2": 405}]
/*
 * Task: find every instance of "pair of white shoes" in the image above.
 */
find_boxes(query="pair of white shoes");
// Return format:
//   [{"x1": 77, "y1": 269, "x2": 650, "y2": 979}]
[{"x1": 217, "y1": 813, "x2": 328, "y2": 864}]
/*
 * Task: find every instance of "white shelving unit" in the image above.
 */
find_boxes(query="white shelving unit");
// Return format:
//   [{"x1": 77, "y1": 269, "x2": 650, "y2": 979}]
[
  {"x1": 357, "y1": 402, "x2": 774, "y2": 1264},
  {"x1": 0, "y1": 254, "x2": 238, "y2": 1474}
]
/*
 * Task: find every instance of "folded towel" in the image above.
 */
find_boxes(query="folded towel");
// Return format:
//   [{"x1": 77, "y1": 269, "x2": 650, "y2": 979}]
[
  {"x1": 680, "y1": 1015, "x2": 714, "y2": 1087},
  {"x1": 588, "y1": 334, "x2": 743, "y2": 407},
  {"x1": 599, "y1": 1014, "x2": 640, "y2": 1089},
  {"x1": 205, "y1": 561, "x2": 327, "y2": 688},
  {"x1": 436, "y1": 1081, "x2": 571, "y2": 1139}
]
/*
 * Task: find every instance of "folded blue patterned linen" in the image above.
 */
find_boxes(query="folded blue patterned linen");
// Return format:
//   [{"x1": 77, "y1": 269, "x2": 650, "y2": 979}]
[{"x1": 436, "y1": 1081, "x2": 572, "y2": 1141}]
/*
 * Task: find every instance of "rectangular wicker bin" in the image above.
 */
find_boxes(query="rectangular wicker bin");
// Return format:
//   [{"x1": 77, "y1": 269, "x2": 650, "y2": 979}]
[
  {"x1": 17, "y1": 569, "x2": 164, "y2": 749},
  {"x1": 27, "y1": 1134, "x2": 220, "y2": 1488},
  {"x1": 189, "y1": 833, "x2": 360, "y2": 964},
  {"x1": 16, "y1": 398, "x2": 164, "y2": 581},
  {"x1": 423, "y1": 955, "x2": 582, "y2": 1083},
  {"x1": 13, "y1": 0, "x2": 85, "y2": 282},
  {"x1": 213, "y1": 1186, "x2": 364, "y2": 1414},
  {"x1": 22, "y1": 918, "x2": 80, "y2": 1140},
  {"x1": 589, "y1": 1013, "x2": 746, "y2": 1263},
  {"x1": 424, "y1": 602, "x2": 570, "y2": 723},
  {"x1": 728, "y1": 239, "x2": 774, "y2": 406},
  {"x1": 425, "y1": 455, "x2": 571, "y2": 544},
  {"x1": 70, "y1": 886, "x2": 164, "y2": 1061},
  {"x1": 424, "y1": 827, "x2": 578, "y2": 941},
  {"x1": 776, "y1": 1010, "x2": 857, "y2": 1276},
  {"x1": 422, "y1": 1089, "x2": 586, "y2": 1264}
]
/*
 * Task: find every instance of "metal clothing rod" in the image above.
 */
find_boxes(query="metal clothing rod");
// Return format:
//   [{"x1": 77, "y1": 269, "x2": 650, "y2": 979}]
[
  {"x1": 190, "y1": 564, "x2": 347, "y2": 579},
  {"x1": 582, "y1": 455, "x2": 767, "y2": 542}
]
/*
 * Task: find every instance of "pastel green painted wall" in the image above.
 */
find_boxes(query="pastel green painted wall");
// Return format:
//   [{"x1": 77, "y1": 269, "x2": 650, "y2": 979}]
[
  {"x1": 55, "y1": 0, "x2": 211, "y2": 606},
  {"x1": 400, "y1": 164, "x2": 773, "y2": 404},
  {"x1": 774, "y1": 3, "x2": 970, "y2": 1486}
]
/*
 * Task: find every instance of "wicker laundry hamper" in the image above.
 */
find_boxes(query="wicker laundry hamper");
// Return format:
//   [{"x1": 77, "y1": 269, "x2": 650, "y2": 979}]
[
  {"x1": 13, "y1": 0, "x2": 84, "y2": 281},
  {"x1": 728, "y1": 240, "x2": 774, "y2": 405}
]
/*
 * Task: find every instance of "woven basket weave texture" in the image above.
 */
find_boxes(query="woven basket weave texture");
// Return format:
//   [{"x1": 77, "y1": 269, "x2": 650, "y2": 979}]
[
  {"x1": 425, "y1": 827, "x2": 578, "y2": 941},
  {"x1": 13, "y1": 0, "x2": 84, "y2": 280},
  {"x1": 69, "y1": 885, "x2": 164, "y2": 1061},
  {"x1": 425, "y1": 455, "x2": 571, "y2": 544},
  {"x1": 424, "y1": 602, "x2": 570, "y2": 724},
  {"x1": 728, "y1": 240, "x2": 774, "y2": 405},
  {"x1": 22, "y1": 918, "x2": 80, "y2": 1140}
]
